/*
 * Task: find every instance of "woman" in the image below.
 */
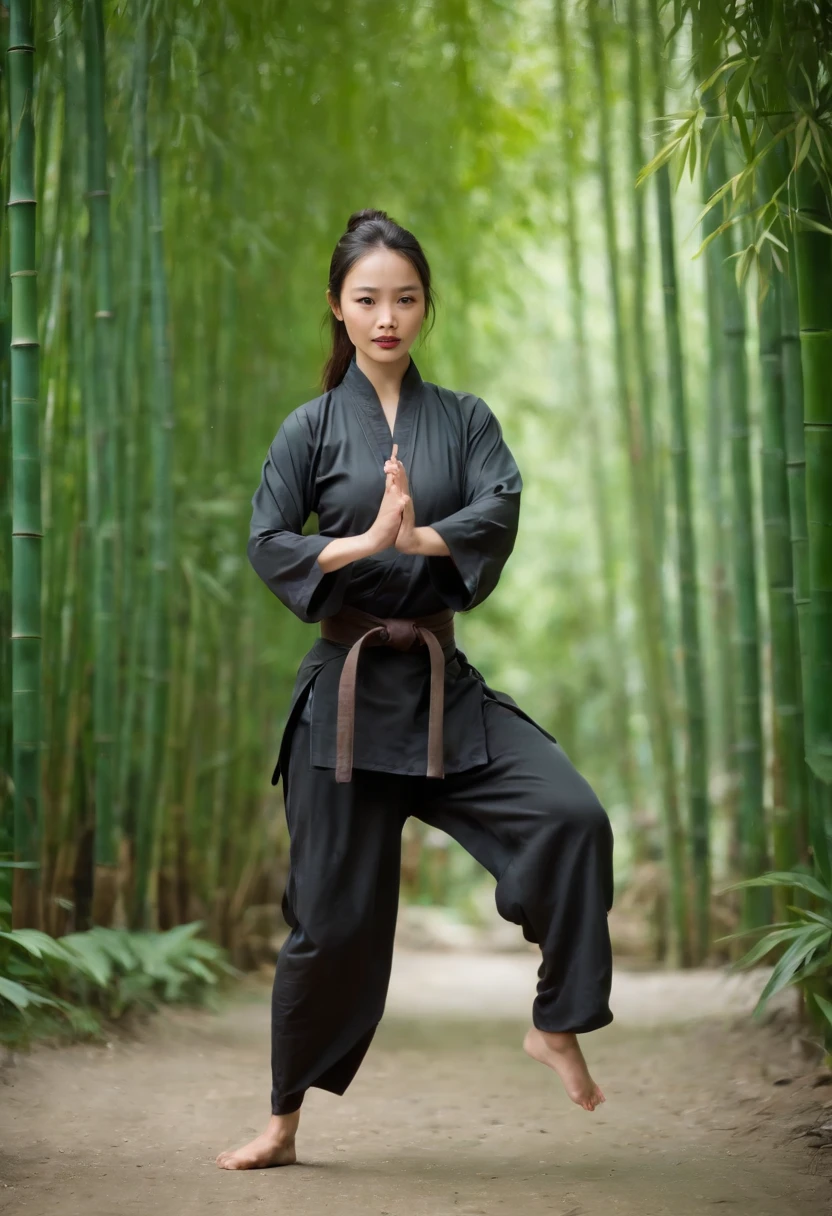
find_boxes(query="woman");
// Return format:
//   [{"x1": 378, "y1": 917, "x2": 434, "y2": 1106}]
[{"x1": 217, "y1": 209, "x2": 614, "y2": 1171}]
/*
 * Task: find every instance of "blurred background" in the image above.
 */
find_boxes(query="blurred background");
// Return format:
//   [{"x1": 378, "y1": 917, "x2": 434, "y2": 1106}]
[{"x1": 1, "y1": 0, "x2": 831, "y2": 1038}]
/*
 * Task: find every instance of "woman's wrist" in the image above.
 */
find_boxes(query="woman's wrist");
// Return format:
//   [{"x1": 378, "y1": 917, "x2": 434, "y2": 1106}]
[
  {"x1": 317, "y1": 531, "x2": 376, "y2": 573},
  {"x1": 402, "y1": 526, "x2": 450, "y2": 557}
]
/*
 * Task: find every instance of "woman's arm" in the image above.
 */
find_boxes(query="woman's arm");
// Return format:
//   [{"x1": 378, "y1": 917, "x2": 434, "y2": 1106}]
[
  {"x1": 248, "y1": 410, "x2": 356, "y2": 622},
  {"x1": 318, "y1": 444, "x2": 411, "y2": 571},
  {"x1": 383, "y1": 454, "x2": 452, "y2": 559},
  {"x1": 390, "y1": 396, "x2": 522, "y2": 611}
]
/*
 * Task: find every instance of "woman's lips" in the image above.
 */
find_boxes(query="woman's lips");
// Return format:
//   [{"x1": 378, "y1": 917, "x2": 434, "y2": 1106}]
[{"x1": 373, "y1": 337, "x2": 400, "y2": 346}]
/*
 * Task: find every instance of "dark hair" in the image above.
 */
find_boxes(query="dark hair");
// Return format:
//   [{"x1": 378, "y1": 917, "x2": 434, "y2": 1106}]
[{"x1": 322, "y1": 208, "x2": 436, "y2": 391}]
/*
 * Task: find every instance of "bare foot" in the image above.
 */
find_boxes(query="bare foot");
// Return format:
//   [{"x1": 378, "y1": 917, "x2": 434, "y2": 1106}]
[
  {"x1": 523, "y1": 1026, "x2": 606, "y2": 1111},
  {"x1": 216, "y1": 1111, "x2": 300, "y2": 1170}
]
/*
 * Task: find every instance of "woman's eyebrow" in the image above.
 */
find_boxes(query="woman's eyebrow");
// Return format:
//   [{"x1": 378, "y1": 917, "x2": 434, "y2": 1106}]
[{"x1": 351, "y1": 284, "x2": 422, "y2": 292}]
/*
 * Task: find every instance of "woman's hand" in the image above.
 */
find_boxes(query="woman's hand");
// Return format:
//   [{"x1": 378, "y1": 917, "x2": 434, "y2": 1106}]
[
  {"x1": 383, "y1": 446, "x2": 452, "y2": 558},
  {"x1": 383, "y1": 449, "x2": 409, "y2": 496},
  {"x1": 385, "y1": 449, "x2": 419, "y2": 553},
  {"x1": 394, "y1": 489, "x2": 417, "y2": 553},
  {"x1": 365, "y1": 443, "x2": 408, "y2": 553}
]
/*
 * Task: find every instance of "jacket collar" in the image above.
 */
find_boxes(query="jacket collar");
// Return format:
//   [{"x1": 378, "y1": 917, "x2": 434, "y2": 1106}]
[{"x1": 340, "y1": 351, "x2": 423, "y2": 463}]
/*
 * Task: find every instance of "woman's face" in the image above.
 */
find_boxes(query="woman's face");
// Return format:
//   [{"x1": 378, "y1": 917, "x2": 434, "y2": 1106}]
[{"x1": 328, "y1": 247, "x2": 426, "y2": 368}]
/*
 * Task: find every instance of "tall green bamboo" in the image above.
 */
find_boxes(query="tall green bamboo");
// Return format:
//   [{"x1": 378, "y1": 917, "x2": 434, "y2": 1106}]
[
  {"x1": 554, "y1": 0, "x2": 644, "y2": 860},
  {"x1": 779, "y1": 259, "x2": 812, "y2": 867},
  {"x1": 134, "y1": 23, "x2": 174, "y2": 928},
  {"x1": 0, "y1": 4, "x2": 12, "y2": 858},
  {"x1": 700, "y1": 106, "x2": 739, "y2": 878},
  {"x1": 82, "y1": 0, "x2": 120, "y2": 925},
  {"x1": 709, "y1": 126, "x2": 769, "y2": 928},
  {"x1": 626, "y1": 0, "x2": 662, "y2": 562},
  {"x1": 647, "y1": 0, "x2": 709, "y2": 961},
  {"x1": 8, "y1": 0, "x2": 42, "y2": 929},
  {"x1": 792, "y1": 163, "x2": 832, "y2": 882},
  {"x1": 792, "y1": 166, "x2": 832, "y2": 789},
  {"x1": 587, "y1": 0, "x2": 688, "y2": 964},
  {"x1": 758, "y1": 272, "x2": 807, "y2": 895},
  {"x1": 114, "y1": 0, "x2": 150, "y2": 920}
]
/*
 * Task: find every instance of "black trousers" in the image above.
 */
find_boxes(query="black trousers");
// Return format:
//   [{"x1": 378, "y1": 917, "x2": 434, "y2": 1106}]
[{"x1": 271, "y1": 695, "x2": 615, "y2": 1116}]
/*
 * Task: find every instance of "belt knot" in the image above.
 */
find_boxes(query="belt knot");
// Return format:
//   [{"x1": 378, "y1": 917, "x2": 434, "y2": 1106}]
[
  {"x1": 377, "y1": 619, "x2": 420, "y2": 651},
  {"x1": 319, "y1": 605, "x2": 456, "y2": 783}
]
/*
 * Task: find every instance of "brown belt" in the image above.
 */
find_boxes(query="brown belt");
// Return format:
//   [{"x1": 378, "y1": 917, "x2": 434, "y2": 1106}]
[{"x1": 319, "y1": 604, "x2": 456, "y2": 783}]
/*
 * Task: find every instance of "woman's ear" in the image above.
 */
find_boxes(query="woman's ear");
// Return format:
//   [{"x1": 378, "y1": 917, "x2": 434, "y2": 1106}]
[{"x1": 326, "y1": 289, "x2": 343, "y2": 322}]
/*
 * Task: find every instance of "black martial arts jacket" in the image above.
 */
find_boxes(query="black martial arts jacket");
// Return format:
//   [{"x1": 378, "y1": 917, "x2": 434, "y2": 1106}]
[{"x1": 247, "y1": 353, "x2": 556, "y2": 786}]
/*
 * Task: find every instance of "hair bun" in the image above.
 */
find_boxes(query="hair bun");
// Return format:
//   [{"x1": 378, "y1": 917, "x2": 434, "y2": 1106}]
[{"x1": 346, "y1": 208, "x2": 390, "y2": 233}]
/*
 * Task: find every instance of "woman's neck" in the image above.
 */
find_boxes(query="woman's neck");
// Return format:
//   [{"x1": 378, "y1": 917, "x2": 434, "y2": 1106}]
[{"x1": 355, "y1": 349, "x2": 411, "y2": 409}]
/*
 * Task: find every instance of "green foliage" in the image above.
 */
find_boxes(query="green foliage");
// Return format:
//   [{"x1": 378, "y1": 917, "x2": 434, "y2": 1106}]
[
  {"x1": 0, "y1": 887, "x2": 239, "y2": 1046},
  {"x1": 717, "y1": 866, "x2": 832, "y2": 1051},
  {"x1": 642, "y1": 0, "x2": 832, "y2": 289}
]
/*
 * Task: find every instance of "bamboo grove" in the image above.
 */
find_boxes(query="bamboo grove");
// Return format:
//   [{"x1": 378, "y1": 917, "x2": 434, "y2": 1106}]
[{"x1": 0, "y1": 0, "x2": 830, "y2": 1004}]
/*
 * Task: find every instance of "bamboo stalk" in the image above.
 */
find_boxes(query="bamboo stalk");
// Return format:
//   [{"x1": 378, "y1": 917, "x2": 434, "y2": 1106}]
[
  {"x1": 647, "y1": 0, "x2": 710, "y2": 961},
  {"x1": 709, "y1": 127, "x2": 769, "y2": 929},
  {"x1": 587, "y1": 0, "x2": 688, "y2": 965},
  {"x1": 82, "y1": 0, "x2": 120, "y2": 925},
  {"x1": 134, "y1": 138, "x2": 174, "y2": 927},
  {"x1": 114, "y1": 0, "x2": 149, "y2": 915},
  {"x1": 0, "y1": 4, "x2": 13, "y2": 858},
  {"x1": 792, "y1": 162, "x2": 832, "y2": 882},
  {"x1": 700, "y1": 95, "x2": 740, "y2": 874},
  {"x1": 8, "y1": 0, "x2": 43, "y2": 930},
  {"x1": 779, "y1": 255, "x2": 812, "y2": 866},
  {"x1": 554, "y1": 0, "x2": 645, "y2": 859},
  {"x1": 758, "y1": 272, "x2": 805, "y2": 899}
]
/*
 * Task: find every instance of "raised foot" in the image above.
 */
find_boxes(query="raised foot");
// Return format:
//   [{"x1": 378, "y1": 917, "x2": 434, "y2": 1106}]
[
  {"x1": 523, "y1": 1026, "x2": 606, "y2": 1112},
  {"x1": 216, "y1": 1116, "x2": 299, "y2": 1170}
]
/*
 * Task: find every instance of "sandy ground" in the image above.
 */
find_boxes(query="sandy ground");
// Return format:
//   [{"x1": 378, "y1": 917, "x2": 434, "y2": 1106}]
[{"x1": 2, "y1": 950, "x2": 831, "y2": 1216}]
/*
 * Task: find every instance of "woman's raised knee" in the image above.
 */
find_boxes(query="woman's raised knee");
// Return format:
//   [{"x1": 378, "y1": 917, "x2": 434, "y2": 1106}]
[{"x1": 547, "y1": 794, "x2": 612, "y2": 841}]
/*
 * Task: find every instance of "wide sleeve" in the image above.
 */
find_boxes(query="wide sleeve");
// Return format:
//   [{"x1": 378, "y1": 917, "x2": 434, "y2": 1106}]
[
  {"x1": 247, "y1": 410, "x2": 352, "y2": 623},
  {"x1": 427, "y1": 396, "x2": 522, "y2": 612}
]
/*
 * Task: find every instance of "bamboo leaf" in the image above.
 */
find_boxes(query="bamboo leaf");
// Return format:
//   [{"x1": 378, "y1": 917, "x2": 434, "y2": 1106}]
[
  {"x1": 722, "y1": 870, "x2": 832, "y2": 902},
  {"x1": 732, "y1": 103, "x2": 754, "y2": 163},
  {"x1": 794, "y1": 120, "x2": 812, "y2": 171},
  {"x1": 726, "y1": 62, "x2": 752, "y2": 117},
  {"x1": 0, "y1": 975, "x2": 59, "y2": 1011},
  {"x1": 713, "y1": 922, "x2": 795, "y2": 945},
  {"x1": 794, "y1": 211, "x2": 832, "y2": 238},
  {"x1": 812, "y1": 991, "x2": 832, "y2": 1031},
  {"x1": 752, "y1": 926, "x2": 830, "y2": 1015},
  {"x1": 762, "y1": 230, "x2": 789, "y2": 253},
  {"x1": 697, "y1": 53, "x2": 746, "y2": 98},
  {"x1": 808, "y1": 118, "x2": 827, "y2": 165},
  {"x1": 673, "y1": 131, "x2": 691, "y2": 191},
  {"x1": 0, "y1": 929, "x2": 76, "y2": 963},
  {"x1": 735, "y1": 242, "x2": 756, "y2": 287},
  {"x1": 783, "y1": 908, "x2": 832, "y2": 938},
  {"x1": 636, "y1": 134, "x2": 685, "y2": 188},
  {"x1": 691, "y1": 174, "x2": 738, "y2": 232},
  {"x1": 730, "y1": 925, "x2": 807, "y2": 970}
]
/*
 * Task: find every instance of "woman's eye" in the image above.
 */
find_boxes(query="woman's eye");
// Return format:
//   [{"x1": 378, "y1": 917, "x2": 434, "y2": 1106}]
[{"x1": 355, "y1": 296, "x2": 416, "y2": 305}]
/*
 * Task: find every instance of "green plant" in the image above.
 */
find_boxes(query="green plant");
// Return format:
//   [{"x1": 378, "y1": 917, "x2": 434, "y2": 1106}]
[
  {"x1": 0, "y1": 860, "x2": 239, "y2": 1046},
  {"x1": 717, "y1": 866, "x2": 832, "y2": 1052}
]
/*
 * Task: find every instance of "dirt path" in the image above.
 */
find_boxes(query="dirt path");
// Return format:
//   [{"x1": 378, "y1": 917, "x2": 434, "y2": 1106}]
[{"x1": 2, "y1": 951, "x2": 830, "y2": 1215}]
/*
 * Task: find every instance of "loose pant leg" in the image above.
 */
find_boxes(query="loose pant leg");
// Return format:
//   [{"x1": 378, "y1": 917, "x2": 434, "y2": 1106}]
[
  {"x1": 270, "y1": 706, "x2": 411, "y2": 1115},
  {"x1": 416, "y1": 698, "x2": 615, "y2": 1035}
]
